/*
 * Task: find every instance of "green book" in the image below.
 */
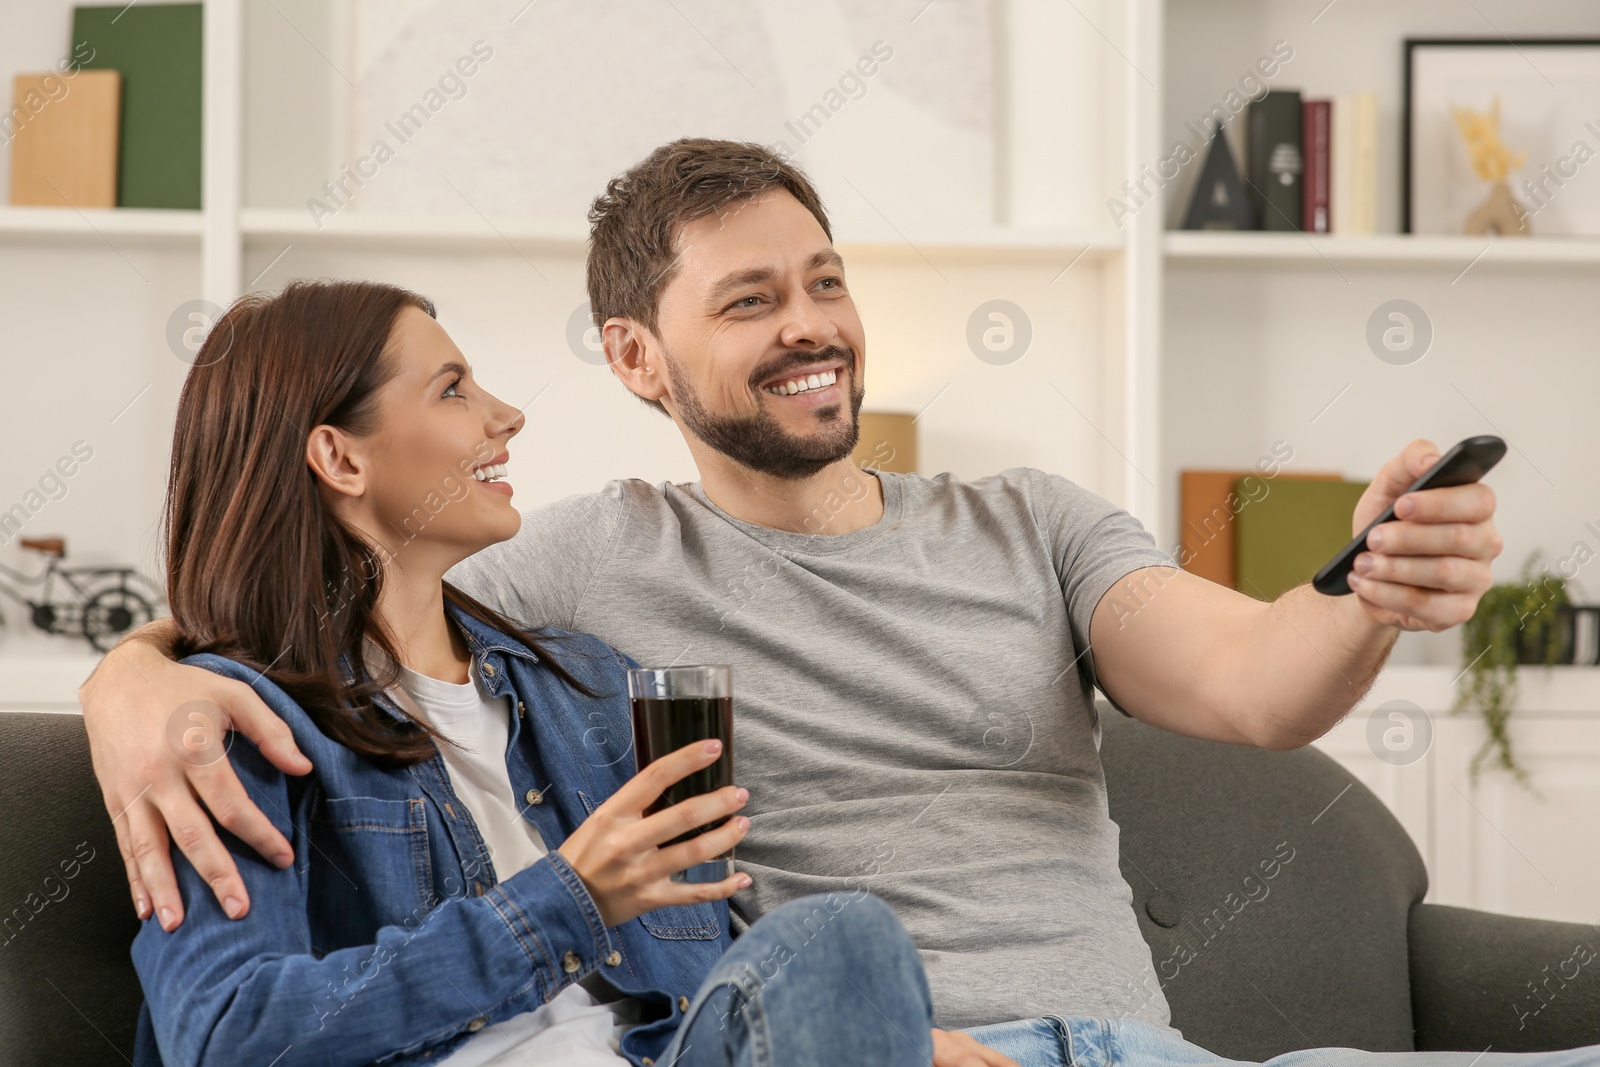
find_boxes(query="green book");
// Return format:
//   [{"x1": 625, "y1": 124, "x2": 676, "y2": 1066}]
[
  {"x1": 1234, "y1": 477, "x2": 1370, "y2": 602},
  {"x1": 72, "y1": 3, "x2": 202, "y2": 210}
]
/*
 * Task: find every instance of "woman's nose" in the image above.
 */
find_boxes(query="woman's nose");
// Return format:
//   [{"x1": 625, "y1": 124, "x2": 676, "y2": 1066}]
[{"x1": 490, "y1": 396, "x2": 525, "y2": 439}]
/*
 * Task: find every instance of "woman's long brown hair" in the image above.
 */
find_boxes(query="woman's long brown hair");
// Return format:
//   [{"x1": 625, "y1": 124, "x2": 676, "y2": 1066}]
[{"x1": 164, "y1": 279, "x2": 593, "y2": 767}]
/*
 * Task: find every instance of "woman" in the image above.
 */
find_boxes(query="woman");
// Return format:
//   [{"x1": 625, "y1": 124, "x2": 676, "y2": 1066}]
[{"x1": 130, "y1": 280, "x2": 985, "y2": 1067}]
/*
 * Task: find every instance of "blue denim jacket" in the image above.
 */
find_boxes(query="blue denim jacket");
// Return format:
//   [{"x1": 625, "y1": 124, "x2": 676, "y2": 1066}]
[{"x1": 132, "y1": 605, "x2": 731, "y2": 1067}]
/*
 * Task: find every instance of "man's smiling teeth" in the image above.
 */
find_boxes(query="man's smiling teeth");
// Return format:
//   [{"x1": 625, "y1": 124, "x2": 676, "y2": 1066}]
[
  {"x1": 763, "y1": 369, "x2": 838, "y2": 396},
  {"x1": 472, "y1": 462, "x2": 507, "y2": 482}
]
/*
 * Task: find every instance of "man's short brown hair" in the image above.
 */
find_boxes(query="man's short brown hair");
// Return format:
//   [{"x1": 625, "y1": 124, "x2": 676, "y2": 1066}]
[{"x1": 586, "y1": 138, "x2": 833, "y2": 415}]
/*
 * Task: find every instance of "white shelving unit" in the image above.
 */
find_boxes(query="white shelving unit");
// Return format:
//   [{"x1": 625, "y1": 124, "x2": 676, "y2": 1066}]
[
  {"x1": 1313, "y1": 665, "x2": 1600, "y2": 921},
  {"x1": 237, "y1": 207, "x2": 1128, "y2": 264},
  {"x1": 0, "y1": 0, "x2": 1165, "y2": 589},
  {"x1": 0, "y1": 0, "x2": 1145, "y2": 681},
  {"x1": 1166, "y1": 231, "x2": 1600, "y2": 267},
  {"x1": 1, "y1": 0, "x2": 1596, "y2": 927},
  {"x1": 0, "y1": 206, "x2": 203, "y2": 240},
  {"x1": 1158, "y1": 0, "x2": 1600, "y2": 669},
  {"x1": 3, "y1": 0, "x2": 1598, "y2": 671}
]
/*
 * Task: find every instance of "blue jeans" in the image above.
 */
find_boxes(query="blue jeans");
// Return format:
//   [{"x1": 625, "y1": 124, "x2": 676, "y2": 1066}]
[
  {"x1": 963, "y1": 1015, "x2": 1600, "y2": 1067},
  {"x1": 657, "y1": 901, "x2": 1600, "y2": 1067},
  {"x1": 661, "y1": 892, "x2": 934, "y2": 1066}
]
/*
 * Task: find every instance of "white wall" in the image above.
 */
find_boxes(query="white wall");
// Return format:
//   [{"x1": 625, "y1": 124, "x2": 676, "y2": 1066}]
[
  {"x1": 236, "y1": 0, "x2": 1123, "y2": 503},
  {"x1": 0, "y1": 243, "x2": 193, "y2": 578},
  {"x1": 238, "y1": 243, "x2": 1118, "y2": 508}
]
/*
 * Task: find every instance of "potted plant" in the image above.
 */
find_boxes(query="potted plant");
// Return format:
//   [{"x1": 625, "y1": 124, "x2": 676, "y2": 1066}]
[{"x1": 1451, "y1": 550, "x2": 1571, "y2": 789}]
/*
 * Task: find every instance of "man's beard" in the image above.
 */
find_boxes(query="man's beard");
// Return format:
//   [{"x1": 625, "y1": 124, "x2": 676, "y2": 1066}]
[{"x1": 664, "y1": 346, "x2": 864, "y2": 481}]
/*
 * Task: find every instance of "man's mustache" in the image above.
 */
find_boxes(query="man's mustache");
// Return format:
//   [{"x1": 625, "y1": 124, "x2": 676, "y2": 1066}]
[{"x1": 749, "y1": 347, "x2": 855, "y2": 391}]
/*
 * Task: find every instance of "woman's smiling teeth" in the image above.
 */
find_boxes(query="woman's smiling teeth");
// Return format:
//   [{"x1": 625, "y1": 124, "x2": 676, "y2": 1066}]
[
  {"x1": 763, "y1": 369, "x2": 838, "y2": 396},
  {"x1": 472, "y1": 462, "x2": 508, "y2": 482}
]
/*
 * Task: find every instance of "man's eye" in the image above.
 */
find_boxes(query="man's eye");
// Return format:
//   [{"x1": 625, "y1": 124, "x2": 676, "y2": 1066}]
[
  {"x1": 816, "y1": 277, "x2": 841, "y2": 291},
  {"x1": 731, "y1": 295, "x2": 763, "y2": 309}
]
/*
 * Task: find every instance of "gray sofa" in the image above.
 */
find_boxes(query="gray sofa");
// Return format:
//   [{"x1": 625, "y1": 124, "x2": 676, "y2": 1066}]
[
  {"x1": 1099, "y1": 705, "x2": 1600, "y2": 1059},
  {"x1": 1, "y1": 708, "x2": 1596, "y2": 1064}
]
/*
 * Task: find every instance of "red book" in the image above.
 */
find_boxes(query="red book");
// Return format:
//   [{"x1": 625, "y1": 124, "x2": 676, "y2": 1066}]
[{"x1": 1302, "y1": 100, "x2": 1331, "y2": 233}]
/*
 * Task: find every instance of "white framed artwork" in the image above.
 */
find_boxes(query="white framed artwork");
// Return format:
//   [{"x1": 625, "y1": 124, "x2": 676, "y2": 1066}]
[{"x1": 1405, "y1": 39, "x2": 1600, "y2": 237}]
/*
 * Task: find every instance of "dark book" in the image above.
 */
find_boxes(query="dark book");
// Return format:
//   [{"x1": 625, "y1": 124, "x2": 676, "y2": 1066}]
[
  {"x1": 71, "y1": 3, "x2": 203, "y2": 210},
  {"x1": 1248, "y1": 89, "x2": 1302, "y2": 231},
  {"x1": 1302, "y1": 99, "x2": 1331, "y2": 233}
]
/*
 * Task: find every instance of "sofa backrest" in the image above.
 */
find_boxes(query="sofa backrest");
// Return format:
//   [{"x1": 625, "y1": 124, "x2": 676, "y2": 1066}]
[
  {"x1": 1, "y1": 705, "x2": 1436, "y2": 1065},
  {"x1": 0, "y1": 712, "x2": 141, "y2": 1065},
  {"x1": 1098, "y1": 705, "x2": 1429, "y2": 1060}
]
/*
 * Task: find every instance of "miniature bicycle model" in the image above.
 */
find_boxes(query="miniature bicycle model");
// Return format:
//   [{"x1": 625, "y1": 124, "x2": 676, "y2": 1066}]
[{"x1": 0, "y1": 537, "x2": 160, "y2": 652}]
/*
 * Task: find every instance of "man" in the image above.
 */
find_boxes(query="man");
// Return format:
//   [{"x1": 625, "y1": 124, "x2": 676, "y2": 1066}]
[{"x1": 85, "y1": 139, "x2": 1550, "y2": 1065}]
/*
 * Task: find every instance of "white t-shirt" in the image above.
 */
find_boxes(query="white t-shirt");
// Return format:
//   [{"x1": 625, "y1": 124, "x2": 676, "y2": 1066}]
[{"x1": 389, "y1": 659, "x2": 633, "y2": 1067}]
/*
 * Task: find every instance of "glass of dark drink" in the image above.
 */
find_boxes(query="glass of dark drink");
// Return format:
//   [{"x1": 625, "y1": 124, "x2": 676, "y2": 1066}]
[{"x1": 626, "y1": 664, "x2": 735, "y2": 884}]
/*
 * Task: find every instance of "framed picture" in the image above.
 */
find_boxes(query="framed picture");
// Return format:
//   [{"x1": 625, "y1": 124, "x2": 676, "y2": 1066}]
[{"x1": 1404, "y1": 38, "x2": 1600, "y2": 236}]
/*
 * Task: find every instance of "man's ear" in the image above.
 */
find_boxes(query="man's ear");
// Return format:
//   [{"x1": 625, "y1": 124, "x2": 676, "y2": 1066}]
[
  {"x1": 603, "y1": 318, "x2": 669, "y2": 407},
  {"x1": 306, "y1": 425, "x2": 367, "y2": 499}
]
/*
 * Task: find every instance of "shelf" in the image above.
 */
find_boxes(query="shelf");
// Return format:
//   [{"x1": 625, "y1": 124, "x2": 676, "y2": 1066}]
[
  {"x1": 240, "y1": 208, "x2": 1124, "y2": 261},
  {"x1": 1164, "y1": 232, "x2": 1600, "y2": 268},
  {"x1": 241, "y1": 208, "x2": 590, "y2": 253},
  {"x1": 0, "y1": 640, "x2": 101, "y2": 710},
  {"x1": 836, "y1": 226, "x2": 1124, "y2": 261},
  {"x1": 1358, "y1": 664, "x2": 1600, "y2": 717},
  {"x1": 1099, "y1": 665, "x2": 1600, "y2": 721},
  {"x1": 0, "y1": 206, "x2": 202, "y2": 244}
]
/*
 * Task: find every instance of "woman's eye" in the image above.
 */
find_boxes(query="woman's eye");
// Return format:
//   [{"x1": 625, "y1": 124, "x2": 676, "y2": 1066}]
[{"x1": 442, "y1": 377, "x2": 464, "y2": 398}]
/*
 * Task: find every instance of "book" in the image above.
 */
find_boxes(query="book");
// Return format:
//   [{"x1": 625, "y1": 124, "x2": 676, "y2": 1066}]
[
  {"x1": 1248, "y1": 89, "x2": 1303, "y2": 231},
  {"x1": 8, "y1": 70, "x2": 121, "y2": 208},
  {"x1": 1302, "y1": 99, "x2": 1331, "y2": 233},
  {"x1": 1233, "y1": 478, "x2": 1371, "y2": 602},
  {"x1": 1570, "y1": 607, "x2": 1600, "y2": 666},
  {"x1": 1179, "y1": 469, "x2": 1342, "y2": 590},
  {"x1": 1331, "y1": 92, "x2": 1378, "y2": 235},
  {"x1": 1352, "y1": 92, "x2": 1378, "y2": 233},
  {"x1": 71, "y1": 3, "x2": 203, "y2": 210}
]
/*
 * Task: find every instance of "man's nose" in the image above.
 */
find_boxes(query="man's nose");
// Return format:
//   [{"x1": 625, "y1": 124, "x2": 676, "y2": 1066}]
[{"x1": 778, "y1": 292, "x2": 839, "y2": 350}]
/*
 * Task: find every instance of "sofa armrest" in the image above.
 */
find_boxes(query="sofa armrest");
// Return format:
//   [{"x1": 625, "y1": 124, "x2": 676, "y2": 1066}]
[{"x1": 1409, "y1": 902, "x2": 1600, "y2": 1053}]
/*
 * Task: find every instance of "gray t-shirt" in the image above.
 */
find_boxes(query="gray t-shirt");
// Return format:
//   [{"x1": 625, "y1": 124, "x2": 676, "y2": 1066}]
[{"x1": 447, "y1": 468, "x2": 1179, "y2": 1032}]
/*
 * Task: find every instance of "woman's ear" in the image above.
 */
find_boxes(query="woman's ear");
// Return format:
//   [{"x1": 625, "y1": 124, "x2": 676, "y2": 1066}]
[
  {"x1": 603, "y1": 318, "x2": 669, "y2": 409},
  {"x1": 306, "y1": 425, "x2": 366, "y2": 498}
]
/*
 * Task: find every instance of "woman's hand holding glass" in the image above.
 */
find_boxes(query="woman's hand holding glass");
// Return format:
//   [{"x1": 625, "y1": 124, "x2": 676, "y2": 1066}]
[{"x1": 556, "y1": 739, "x2": 750, "y2": 928}]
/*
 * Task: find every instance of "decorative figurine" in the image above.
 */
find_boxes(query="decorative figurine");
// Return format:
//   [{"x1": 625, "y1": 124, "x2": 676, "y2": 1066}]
[
  {"x1": 1183, "y1": 121, "x2": 1256, "y2": 230},
  {"x1": 1451, "y1": 96, "x2": 1531, "y2": 236},
  {"x1": 0, "y1": 537, "x2": 160, "y2": 652}
]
